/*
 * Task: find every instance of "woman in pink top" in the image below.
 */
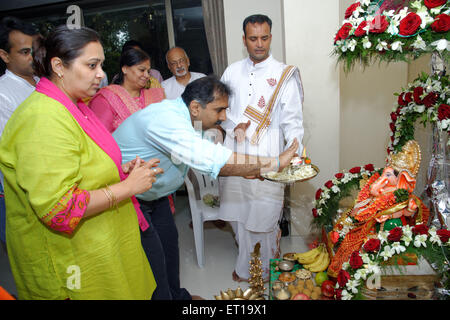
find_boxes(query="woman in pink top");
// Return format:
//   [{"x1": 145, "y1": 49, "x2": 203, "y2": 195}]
[{"x1": 89, "y1": 47, "x2": 165, "y2": 133}]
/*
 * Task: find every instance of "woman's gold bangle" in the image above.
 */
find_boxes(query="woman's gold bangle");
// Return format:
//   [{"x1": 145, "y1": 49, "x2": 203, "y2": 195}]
[{"x1": 102, "y1": 185, "x2": 118, "y2": 211}]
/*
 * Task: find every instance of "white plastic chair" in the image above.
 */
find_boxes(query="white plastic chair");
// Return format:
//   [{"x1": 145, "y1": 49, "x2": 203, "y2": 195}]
[{"x1": 184, "y1": 168, "x2": 220, "y2": 268}]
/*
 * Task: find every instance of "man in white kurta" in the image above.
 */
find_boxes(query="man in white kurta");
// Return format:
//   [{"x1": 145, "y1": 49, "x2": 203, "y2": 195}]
[{"x1": 219, "y1": 14, "x2": 304, "y2": 281}]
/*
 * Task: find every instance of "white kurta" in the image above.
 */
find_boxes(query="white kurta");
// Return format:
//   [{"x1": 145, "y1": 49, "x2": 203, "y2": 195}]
[
  {"x1": 161, "y1": 72, "x2": 205, "y2": 99},
  {"x1": 219, "y1": 55, "x2": 304, "y2": 279}
]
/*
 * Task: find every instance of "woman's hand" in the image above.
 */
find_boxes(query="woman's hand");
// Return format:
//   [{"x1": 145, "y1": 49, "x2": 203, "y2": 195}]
[
  {"x1": 123, "y1": 158, "x2": 164, "y2": 195},
  {"x1": 122, "y1": 156, "x2": 140, "y2": 174},
  {"x1": 278, "y1": 138, "x2": 299, "y2": 172}
]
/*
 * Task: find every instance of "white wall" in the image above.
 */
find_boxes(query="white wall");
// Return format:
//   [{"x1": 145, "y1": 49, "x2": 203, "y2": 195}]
[
  {"x1": 283, "y1": 0, "x2": 342, "y2": 236},
  {"x1": 223, "y1": 0, "x2": 284, "y2": 67}
]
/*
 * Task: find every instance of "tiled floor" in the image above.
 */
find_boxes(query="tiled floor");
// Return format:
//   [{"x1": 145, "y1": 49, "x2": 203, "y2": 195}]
[{"x1": 0, "y1": 195, "x2": 309, "y2": 300}]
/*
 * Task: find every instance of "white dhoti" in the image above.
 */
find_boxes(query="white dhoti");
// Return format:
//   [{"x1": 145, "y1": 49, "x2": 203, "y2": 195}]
[
  {"x1": 219, "y1": 55, "x2": 304, "y2": 280},
  {"x1": 219, "y1": 176, "x2": 284, "y2": 279}
]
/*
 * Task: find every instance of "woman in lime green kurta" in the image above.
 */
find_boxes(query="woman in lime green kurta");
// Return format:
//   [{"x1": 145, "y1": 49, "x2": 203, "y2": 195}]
[{"x1": 0, "y1": 26, "x2": 161, "y2": 299}]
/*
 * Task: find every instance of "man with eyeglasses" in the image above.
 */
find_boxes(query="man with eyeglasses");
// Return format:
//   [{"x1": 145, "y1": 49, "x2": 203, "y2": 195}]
[
  {"x1": 161, "y1": 47, "x2": 205, "y2": 100},
  {"x1": 0, "y1": 16, "x2": 39, "y2": 248}
]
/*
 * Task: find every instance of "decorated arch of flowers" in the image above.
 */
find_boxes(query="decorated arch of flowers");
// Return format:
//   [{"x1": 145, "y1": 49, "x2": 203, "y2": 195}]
[
  {"x1": 388, "y1": 72, "x2": 449, "y2": 154},
  {"x1": 334, "y1": 0, "x2": 450, "y2": 72}
]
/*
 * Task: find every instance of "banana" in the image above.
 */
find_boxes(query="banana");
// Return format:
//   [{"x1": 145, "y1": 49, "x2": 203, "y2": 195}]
[
  {"x1": 294, "y1": 245, "x2": 323, "y2": 264},
  {"x1": 304, "y1": 250, "x2": 330, "y2": 273}
]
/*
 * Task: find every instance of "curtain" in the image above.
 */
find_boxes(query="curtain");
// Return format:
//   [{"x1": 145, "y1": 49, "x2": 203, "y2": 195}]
[{"x1": 201, "y1": 0, "x2": 228, "y2": 77}]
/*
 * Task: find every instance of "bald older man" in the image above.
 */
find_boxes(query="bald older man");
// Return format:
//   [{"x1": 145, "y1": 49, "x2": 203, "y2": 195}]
[{"x1": 161, "y1": 47, "x2": 205, "y2": 100}]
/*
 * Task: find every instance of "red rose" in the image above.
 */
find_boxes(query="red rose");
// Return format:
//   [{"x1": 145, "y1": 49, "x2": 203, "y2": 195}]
[
  {"x1": 315, "y1": 188, "x2": 322, "y2": 200},
  {"x1": 390, "y1": 122, "x2": 396, "y2": 132},
  {"x1": 388, "y1": 227, "x2": 403, "y2": 242},
  {"x1": 431, "y1": 14, "x2": 450, "y2": 33},
  {"x1": 354, "y1": 20, "x2": 368, "y2": 37},
  {"x1": 437, "y1": 229, "x2": 450, "y2": 243},
  {"x1": 438, "y1": 104, "x2": 450, "y2": 121},
  {"x1": 349, "y1": 166, "x2": 361, "y2": 174},
  {"x1": 337, "y1": 269, "x2": 351, "y2": 287},
  {"x1": 390, "y1": 112, "x2": 398, "y2": 122},
  {"x1": 364, "y1": 164, "x2": 375, "y2": 172},
  {"x1": 369, "y1": 15, "x2": 389, "y2": 34},
  {"x1": 334, "y1": 288, "x2": 343, "y2": 300},
  {"x1": 335, "y1": 173, "x2": 344, "y2": 179},
  {"x1": 363, "y1": 238, "x2": 381, "y2": 252},
  {"x1": 424, "y1": 0, "x2": 447, "y2": 9},
  {"x1": 312, "y1": 208, "x2": 318, "y2": 218},
  {"x1": 404, "y1": 92, "x2": 413, "y2": 103},
  {"x1": 423, "y1": 92, "x2": 438, "y2": 108},
  {"x1": 399, "y1": 12, "x2": 422, "y2": 36},
  {"x1": 335, "y1": 23, "x2": 353, "y2": 42},
  {"x1": 413, "y1": 87, "x2": 424, "y2": 104},
  {"x1": 345, "y1": 2, "x2": 361, "y2": 19},
  {"x1": 325, "y1": 180, "x2": 334, "y2": 189},
  {"x1": 397, "y1": 93, "x2": 407, "y2": 106},
  {"x1": 412, "y1": 224, "x2": 429, "y2": 235},
  {"x1": 349, "y1": 251, "x2": 364, "y2": 269}
]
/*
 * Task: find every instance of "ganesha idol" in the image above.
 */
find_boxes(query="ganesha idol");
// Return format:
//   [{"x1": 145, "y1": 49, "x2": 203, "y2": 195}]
[{"x1": 327, "y1": 140, "x2": 430, "y2": 278}]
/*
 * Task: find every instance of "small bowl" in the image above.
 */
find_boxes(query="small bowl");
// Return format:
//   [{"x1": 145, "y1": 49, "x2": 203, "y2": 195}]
[
  {"x1": 282, "y1": 252, "x2": 297, "y2": 262},
  {"x1": 278, "y1": 272, "x2": 296, "y2": 285},
  {"x1": 273, "y1": 287, "x2": 291, "y2": 300},
  {"x1": 278, "y1": 260, "x2": 294, "y2": 272},
  {"x1": 272, "y1": 280, "x2": 283, "y2": 291}
]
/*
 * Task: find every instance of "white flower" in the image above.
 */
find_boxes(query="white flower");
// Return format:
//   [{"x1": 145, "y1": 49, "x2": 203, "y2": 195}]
[
  {"x1": 380, "y1": 245, "x2": 394, "y2": 261},
  {"x1": 414, "y1": 234, "x2": 428, "y2": 248},
  {"x1": 376, "y1": 39, "x2": 388, "y2": 51},
  {"x1": 414, "y1": 105, "x2": 426, "y2": 113},
  {"x1": 342, "y1": 262, "x2": 350, "y2": 271},
  {"x1": 416, "y1": 7, "x2": 435, "y2": 29},
  {"x1": 412, "y1": 35, "x2": 427, "y2": 51},
  {"x1": 341, "y1": 173, "x2": 353, "y2": 183},
  {"x1": 366, "y1": 260, "x2": 381, "y2": 275},
  {"x1": 431, "y1": 39, "x2": 450, "y2": 52},
  {"x1": 317, "y1": 208, "x2": 323, "y2": 216},
  {"x1": 410, "y1": 1, "x2": 423, "y2": 11},
  {"x1": 346, "y1": 279, "x2": 361, "y2": 294},
  {"x1": 362, "y1": 36, "x2": 372, "y2": 49},
  {"x1": 341, "y1": 289, "x2": 353, "y2": 300},
  {"x1": 348, "y1": 39, "x2": 358, "y2": 52},
  {"x1": 429, "y1": 227, "x2": 442, "y2": 246},
  {"x1": 430, "y1": 7, "x2": 442, "y2": 15},
  {"x1": 391, "y1": 41, "x2": 404, "y2": 53},
  {"x1": 378, "y1": 230, "x2": 389, "y2": 244},
  {"x1": 353, "y1": 7, "x2": 365, "y2": 19},
  {"x1": 331, "y1": 185, "x2": 341, "y2": 194},
  {"x1": 354, "y1": 268, "x2": 369, "y2": 281},
  {"x1": 401, "y1": 225, "x2": 413, "y2": 246},
  {"x1": 360, "y1": 0, "x2": 371, "y2": 6},
  {"x1": 361, "y1": 253, "x2": 371, "y2": 264},
  {"x1": 396, "y1": 7, "x2": 410, "y2": 20},
  {"x1": 391, "y1": 242, "x2": 406, "y2": 255}
]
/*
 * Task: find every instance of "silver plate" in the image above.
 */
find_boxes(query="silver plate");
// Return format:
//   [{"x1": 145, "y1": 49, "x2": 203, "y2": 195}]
[{"x1": 261, "y1": 164, "x2": 319, "y2": 184}]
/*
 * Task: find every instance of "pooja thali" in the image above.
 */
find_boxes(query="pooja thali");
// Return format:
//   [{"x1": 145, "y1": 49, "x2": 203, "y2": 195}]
[{"x1": 261, "y1": 161, "x2": 319, "y2": 184}]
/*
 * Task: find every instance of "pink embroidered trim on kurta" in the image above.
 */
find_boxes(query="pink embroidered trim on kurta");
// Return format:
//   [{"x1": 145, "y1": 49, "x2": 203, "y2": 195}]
[{"x1": 41, "y1": 186, "x2": 90, "y2": 235}]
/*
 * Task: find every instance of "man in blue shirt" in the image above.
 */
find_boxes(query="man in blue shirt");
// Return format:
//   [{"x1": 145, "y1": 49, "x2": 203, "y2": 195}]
[{"x1": 113, "y1": 76, "x2": 298, "y2": 300}]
